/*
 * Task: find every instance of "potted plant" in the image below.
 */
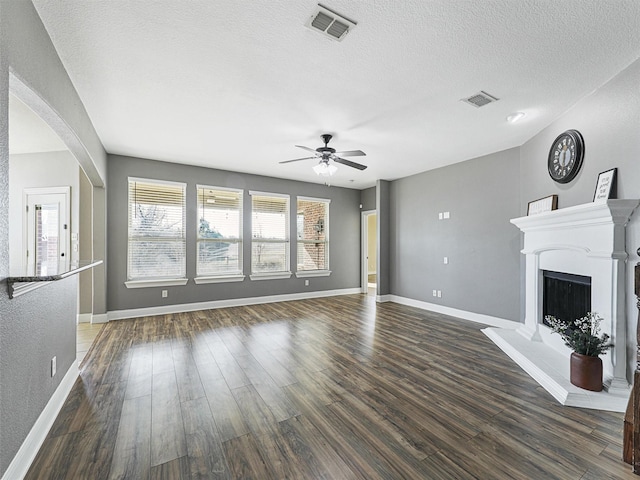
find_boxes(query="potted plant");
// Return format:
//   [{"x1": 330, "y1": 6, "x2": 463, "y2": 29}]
[{"x1": 544, "y1": 312, "x2": 613, "y2": 392}]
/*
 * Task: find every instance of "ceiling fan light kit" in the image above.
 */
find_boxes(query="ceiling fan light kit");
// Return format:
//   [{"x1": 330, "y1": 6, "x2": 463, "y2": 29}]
[{"x1": 313, "y1": 161, "x2": 338, "y2": 176}]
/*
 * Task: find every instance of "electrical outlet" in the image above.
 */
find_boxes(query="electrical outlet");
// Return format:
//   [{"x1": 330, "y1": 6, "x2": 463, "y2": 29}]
[
  {"x1": 437, "y1": 290, "x2": 442, "y2": 298},
  {"x1": 443, "y1": 256, "x2": 448, "y2": 264},
  {"x1": 162, "y1": 290, "x2": 168, "y2": 298},
  {"x1": 305, "y1": 279, "x2": 309, "y2": 286},
  {"x1": 432, "y1": 289, "x2": 437, "y2": 297},
  {"x1": 51, "y1": 356, "x2": 57, "y2": 377},
  {"x1": 444, "y1": 211, "x2": 450, "y2": 219}
]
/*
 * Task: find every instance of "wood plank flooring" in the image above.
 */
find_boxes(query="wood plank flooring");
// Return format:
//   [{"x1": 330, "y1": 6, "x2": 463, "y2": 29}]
[{"x1": 26, "y1": 295, "x2": 635, "y2": 479}]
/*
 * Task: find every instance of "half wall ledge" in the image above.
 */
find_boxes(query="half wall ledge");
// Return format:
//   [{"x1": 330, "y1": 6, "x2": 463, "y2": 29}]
[{"x1": 7, "y1": 260, "x2": 103, "y2": 299}]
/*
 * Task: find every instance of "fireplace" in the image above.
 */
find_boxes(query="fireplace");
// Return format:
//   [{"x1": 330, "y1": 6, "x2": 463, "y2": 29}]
[
  {"x1": 542, "y1": 270, "x2": 591, "y2": 327},
  {"x1": 483, "y1": 200, "x2": 639, "y2": 411}
]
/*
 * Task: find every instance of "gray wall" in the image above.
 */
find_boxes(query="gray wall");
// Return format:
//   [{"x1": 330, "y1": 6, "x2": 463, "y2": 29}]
[
  {"x1": 385, "y1": 55, "x2": 640, "y2": 380},
  {"x1": 520, "y1": 57, "x2": 640, "y2": 379},
  {"x1": 377, "y1": 180, "x2": 391, "y2": 296},
  {"x1": 3, "y1": 2, "x2": 106, "y2": 185},
  {"x1": 360, "y1": 186, "x2": 376, "y2": 211},
  {"x1": 389, "y1": 148, "x2": 521, "y2": 321},
  {"x1": 79, "y1": 168, "x2": 93, "y2": 315},
  {"x1": 0, "y1": 1, "x2": 106, "y2": 475},
  {"x1": 520, "y1": 57, "x2": 640, "y2": 213},
  {"x1": 92, "y1": 185, "x2": 107, "y2": 317},
  {"x1": 107, "y1": 155, "x2": 361, "y2": 312}
]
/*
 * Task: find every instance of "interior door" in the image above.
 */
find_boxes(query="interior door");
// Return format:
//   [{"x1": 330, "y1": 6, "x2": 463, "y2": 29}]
[
  {"x1": 361, "y1": 210, "x2": 377, "y2": 294},
  {"x1": 25, "y1": 187, "x2": 70, "y2": 275}
]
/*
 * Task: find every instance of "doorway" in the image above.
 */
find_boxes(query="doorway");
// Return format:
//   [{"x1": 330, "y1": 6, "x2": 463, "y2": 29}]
[
  {"x1": 362, "y1": 210, "x2": 377, "y2": 296},
  {"x1": 9, "y1": 90, "x2": 99, "y2": 363},
  {"x1": 24, "y1": 187, "x2": 70, "y2": 276}
]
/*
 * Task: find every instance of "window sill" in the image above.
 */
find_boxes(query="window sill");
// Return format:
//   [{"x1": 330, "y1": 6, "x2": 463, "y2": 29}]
[
  {"x1": 125, "y1": 278, "x2": 188, "y2": 289},
  {"x1": 194, "y1": 274, "x2": 245, "y2": 285},
  {"x1": 250, "y1": 272, "x2": 292, "y2": 281},
  {"x1": 295, "y1": 270, "x2": 331, "y2": 278}
]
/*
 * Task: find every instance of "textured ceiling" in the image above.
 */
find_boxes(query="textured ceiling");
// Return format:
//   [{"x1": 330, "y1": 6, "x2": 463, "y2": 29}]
[
  {"x1": 9, "y1": 94, "x2": 67, "y2": 154},
  {"x1": 29, "y1": 0, "x2": 640, "y2": 189}
]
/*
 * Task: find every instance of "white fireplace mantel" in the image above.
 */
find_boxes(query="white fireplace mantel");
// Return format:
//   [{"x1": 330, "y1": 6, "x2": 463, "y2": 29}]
[{"x1": 484, "y1": 199, "x2": 639, "y2": 412}]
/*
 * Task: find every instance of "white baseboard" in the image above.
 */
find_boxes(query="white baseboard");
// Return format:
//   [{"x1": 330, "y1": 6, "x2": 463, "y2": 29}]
[
  {"x1": 91, "y1": 314, "x2": 109, "y2": 324},
  {"x1": 376, "y1": 294, "x2": 392, "y2": 303},
  {"x1": 2, "y1": 362, "x2": 79, "y2": 480},
  {"x1": 108, "y1": 288, "x2": 362, "y2": 321},
  {"x1": 387, "y1": 294, "x2": 520, "y2": 329},
  {"x1": 76, "y1": 313, "x2": 92, "y2": 324}
]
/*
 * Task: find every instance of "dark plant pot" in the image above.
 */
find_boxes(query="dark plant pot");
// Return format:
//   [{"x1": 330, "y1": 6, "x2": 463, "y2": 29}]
[{"x1": 570, "y1": 352, "x2": 603, "y2": 392}]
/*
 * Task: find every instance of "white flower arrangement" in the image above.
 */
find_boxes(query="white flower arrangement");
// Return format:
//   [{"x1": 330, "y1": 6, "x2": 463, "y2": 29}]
[{"x1": 544, "y1": 312, "x2": 613, "y2": 357}]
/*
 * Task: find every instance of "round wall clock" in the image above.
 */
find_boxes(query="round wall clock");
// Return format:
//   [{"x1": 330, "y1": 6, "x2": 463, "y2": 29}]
[{"x1": 547, "y1": 129, "x2": 585, "y2": 184}]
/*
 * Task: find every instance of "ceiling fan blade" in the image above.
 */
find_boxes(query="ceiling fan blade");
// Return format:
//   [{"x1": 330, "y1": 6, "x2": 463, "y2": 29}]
[
  {"x1": 295, "y1": 145, "x2": 318, "y2": 153},
  {"x1": 279, "y1": 156, "x2": 317, "y2": 164},
  {"x1": 334, "y1": 150, "x2": 366, "y2": 157},
  {"x1": 332, "y1": 156, "x2": 367, "y2": 170}
]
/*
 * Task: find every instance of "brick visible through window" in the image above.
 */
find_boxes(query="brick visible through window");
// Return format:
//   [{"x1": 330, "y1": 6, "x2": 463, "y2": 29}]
[{"x1": 297, "y1": 197, "x2": 329, "y2": 271}]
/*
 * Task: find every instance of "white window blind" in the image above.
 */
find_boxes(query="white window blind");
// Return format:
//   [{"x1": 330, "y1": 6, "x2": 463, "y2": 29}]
[
  {"x1": 251, "y1": 192, "x2": 290, "y2": 274},
  {"x1": 197, "y1": 186, "x2": 243, "y2": 276},
  {"x1": 297, "y1": 197, "x2": 329, "y2": 271},
  {"x1": 127, "y1": 178, "x2": 186, "y2": 280}
]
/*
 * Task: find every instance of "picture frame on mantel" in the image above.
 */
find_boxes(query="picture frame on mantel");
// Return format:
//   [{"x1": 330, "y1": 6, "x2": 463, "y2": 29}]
[
  {"x1": 593, "y1": 168, "x2": 617, "y2": 202},
  {"x1": 527, "y1": 194, "x2": 558, "y2": 216}
]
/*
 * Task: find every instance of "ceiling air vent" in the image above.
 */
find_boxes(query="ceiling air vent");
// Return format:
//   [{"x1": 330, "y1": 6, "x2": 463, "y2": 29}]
[
  {"x1": 462, "y1": 91, "x2": 500, "y2": 108},
  {"x1": 305, "y1": 4, "x2": 356, "y2": 42}
]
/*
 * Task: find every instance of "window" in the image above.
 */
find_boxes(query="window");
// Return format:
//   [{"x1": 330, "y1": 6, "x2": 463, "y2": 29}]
[
  {"x1": 126, "y1": 178, "x2": 187, "y2": 287},
  {"x1": 296, "y1": 197, "x2": 330, "y2": 276},
  {"x1": 196, "y1": 186, "x2": 244, "y2": 283},
  {"x1": 250, "y1": 191, "x2": 291, "y2": 279}
]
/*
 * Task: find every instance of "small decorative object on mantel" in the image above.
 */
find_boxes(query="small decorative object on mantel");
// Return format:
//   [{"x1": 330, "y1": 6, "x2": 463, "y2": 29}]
[
  {"x1": 527, "y1": 194, "x2": 558, "y2": 216},
  {"x1": 593, "y1": 168, "x2": 617, "y2": 203},
  {"x1": 545, "y1": 312, "x2": 613, "y2": 392}
]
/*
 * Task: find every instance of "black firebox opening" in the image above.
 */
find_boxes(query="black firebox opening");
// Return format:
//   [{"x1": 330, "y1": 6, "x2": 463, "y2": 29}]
[{"x1": 542, "y1": 270, "x2": 591, "y2": 327}]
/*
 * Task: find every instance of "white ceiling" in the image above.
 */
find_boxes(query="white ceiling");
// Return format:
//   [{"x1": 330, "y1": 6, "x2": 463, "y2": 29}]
[
  {"x1": 29, "y1": 0, "x2": 640, "y2": 189},
  {"x1": 9, "y1": 94, "x2": 68, "y2": 154}
]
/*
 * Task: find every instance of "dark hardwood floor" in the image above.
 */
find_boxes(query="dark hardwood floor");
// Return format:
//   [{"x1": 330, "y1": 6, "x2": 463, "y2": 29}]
[{"x1": 26, "y1": 295, "x2": 634, "y2": 479}]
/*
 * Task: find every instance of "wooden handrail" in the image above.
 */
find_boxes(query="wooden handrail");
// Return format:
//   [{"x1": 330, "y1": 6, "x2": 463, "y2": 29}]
[{"x1": 623, "y1": 256, "x2": 640, "y2": 473}]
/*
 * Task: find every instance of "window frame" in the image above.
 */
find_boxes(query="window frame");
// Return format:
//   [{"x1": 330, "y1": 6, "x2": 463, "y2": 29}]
[
  {"x1": 125, "y1": 177, "x2": 188, "y2": 289},
  {"x1": 249, "y1": 190, "x2": 292, "y2": 281},
  {"x1": 194, "y1": 185, "x2": 245, "y2": 284},
  {"x1": 295, "y1": 196, "x2": 331, "y2": 278}
]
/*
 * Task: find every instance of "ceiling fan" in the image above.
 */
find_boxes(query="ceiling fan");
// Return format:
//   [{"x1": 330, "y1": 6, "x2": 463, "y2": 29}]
[{"x1": 280, "y1": 134, "x2": 367, "y2": 176}]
